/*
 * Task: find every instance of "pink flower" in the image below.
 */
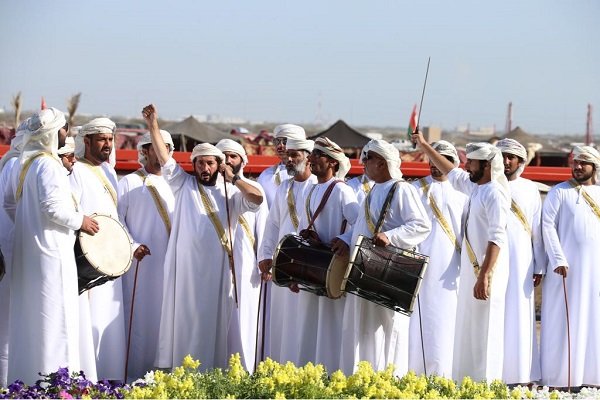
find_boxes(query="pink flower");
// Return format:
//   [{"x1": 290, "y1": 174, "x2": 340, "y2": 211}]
[{"x1": 59, "y1": 389, "x2": 74, "y2": 399}]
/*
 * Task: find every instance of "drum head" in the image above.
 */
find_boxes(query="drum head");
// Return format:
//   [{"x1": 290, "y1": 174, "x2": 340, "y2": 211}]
[
  {"x1": 326, "y1": 254, "x2": 349, "y2": 299},
  {"x1": 78, "y1": 214, "x2": 133, "y2": 277}
]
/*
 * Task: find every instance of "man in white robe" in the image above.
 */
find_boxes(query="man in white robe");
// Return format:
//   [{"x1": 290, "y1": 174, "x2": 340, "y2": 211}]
[
  {"x1": 496, "y1": 138, "x2": 545, "y2": 385},
  {"x1": 408, "y1": 141, "x2": 467, "y2": 377},
  {"x1": 414, "y1": 132, "x2": 510, "y2": 382},
  {"x1": 216, "y1": 138, "x2": 268, "y2": 372},
  {"x1": 257, "y1": 137, "x2": 317, "y2": 365},
  {"x1": 257, "y1": 124, "x2": 306, "y2": 207},
  {"x1": 57, "y1": 136, "x2": 77, "y2": 174},
  {"x1": 70, "y1": 117, "x2": 127, "y2": 381},
  {"x1": 142, "y1": 104, "x2": 263, "y2": 372},
  {"x1": 0, "y1": 119, "x2": 30, "y2": 387},
  {"x1": 3, "y1": 108, "x2": 98, "y2": 385},
  {"x1": 293, "y1": 137, "x2": 359, "y2": 373},
  {"x1": 346, "y1": 145, "x2": 374, "y2": 204},
  {"x1": 541, "y1": 146, "x2": 600, "y2": 388},
  {"x1": 339, "y1": 139, "x2": 431, "y2": 376},
  {"x1": 117, "y1": 131, "x2": 175, "y2": 381}
]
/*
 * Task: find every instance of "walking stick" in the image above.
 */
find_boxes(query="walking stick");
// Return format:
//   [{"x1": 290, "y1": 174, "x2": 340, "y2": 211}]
[
  {"x1": 223, "y1": 174, "x2": 239, "y2": 307},
  {"x1": 124, "y1": 259, "x2": 141, "y2": 383},
  {"x1": 562, "y1": 275, "x2": 571, "y2": 392},
  {"x1": 254, "y1": 278, "x2": 266, "y2": 370},
  {"x1": 417, "y1": 295, "x2": 427, "y2": 376}
]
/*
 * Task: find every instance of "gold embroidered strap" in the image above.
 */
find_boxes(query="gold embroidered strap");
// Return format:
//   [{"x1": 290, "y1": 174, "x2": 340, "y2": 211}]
[
  {"x1": 361, "y1": 174, "x2": 371, "y2": 195},
  {"x1": 197, "y1": 181, "x2": 232, "y2": 257},
  {"x1": 71, "y1": 193, "x2": 79, "y2": 212},
  {"x1": 79, "y1": 158, "x2": 118, "y2": 207},
  {"x1": 135, "y1": 169, "x2": 172, "y2": 235},
  {"x1": 273, "y1": 165, "x2": 282, "y2": 186},
  {"x1": 419, "y1": 178, "x2": 461, "y2": 252},
  {"x1": 286, "y1": 180, "x2": 300, "y2": 230},
  {"x1": 464, "y1": 237, "x2": 480, "y2": 276},
  {"x1": 238, "y1": 215, "x2": 256, "y2": 252},
  {"x1": 510, "y1": 199, "x2": 532, "y2": 237},
  {"x1": 569, "y1": 179, "x2": 600, "y2": 221},
  {"x1": 16, "y1": 152, "x2": 48, "y2": 201},
  {"x1": 364, "y1": 190, "x2": 377, "y2": 235}
]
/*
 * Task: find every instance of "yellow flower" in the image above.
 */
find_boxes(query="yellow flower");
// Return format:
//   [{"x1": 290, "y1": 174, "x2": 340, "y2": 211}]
[{"x1": 181, "y1": 354, "x2": 201, "y2": 370}]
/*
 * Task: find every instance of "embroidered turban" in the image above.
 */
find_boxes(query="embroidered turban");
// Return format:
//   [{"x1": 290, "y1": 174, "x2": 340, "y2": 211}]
[
  {"x1": 137, "y1": 130, "x2": 175, "y2": 166},
  {"x1": 190, "y1": 143, "x2": 224, "y2": 163},
  {"x1": 216, "y1": 138, "x2": 248, "y2": 165},
  {"x1": 273, "y1": 124, "x2": 306, "y2": 140},
  {"x1": 362, "y1": 139, "x2": 403, "y2": 180},
  {"x1": 432, "y1": 140, "x2": 460, "y2": 167},
  {"x1": 313, "y1": 137, "x2": 351, "y2": 179}
]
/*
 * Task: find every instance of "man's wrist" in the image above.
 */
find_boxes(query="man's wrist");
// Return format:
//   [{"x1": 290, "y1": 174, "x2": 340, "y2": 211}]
[{"x1": 232, "y1": 175, "x2": 241, "y2": 185}]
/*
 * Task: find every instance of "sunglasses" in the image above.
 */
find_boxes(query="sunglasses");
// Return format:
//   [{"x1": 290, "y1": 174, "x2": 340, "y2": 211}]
[
  {"x1": 273, "y1": 138, "x2": 287, "y2": 146},
  {"x1": 60, "y1": 153, "x2": 75, "y2": 160}
]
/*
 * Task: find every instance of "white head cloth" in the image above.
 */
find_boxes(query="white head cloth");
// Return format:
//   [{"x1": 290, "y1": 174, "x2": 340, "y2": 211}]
[
  {"x1": 432, "y1": 140, "x2": 460, "y2": 167},
  {"x1": 274, "y1": 124, "x2": 306, "y2": 140},
  {"x1": 0, "y1": 118, "x2": 31, "y2": 171},
  {"x1": 496, "y1": 138, "x2": 528, "y2": 178},
  {"x1": 20, "y1": 107, "x2": 66, "y2": 165},
  {"x1": 286, "y1": 137, "x2": 314, "y2": 153},
  {"x1": 362, "y1": 139, "x2": 403, "y2": 180},
  {"x1": 216, "y1": 138, "x2": 248, "y2": 165},
  {"x1": 313, "y1": 137, "x2": 351, "y2": 179},
  {"x1": 572, "y1": 145, "x2": 600, "y2": 184},
  {"x1": 466, "y1": 142, "x2": 509, "y2": 192},
  {"x1": 190, "y1": 143, "x2": 224, "y2": 163},
  {"x1": 137, "y1": 130, "x2": 175, "y2": 166},
  {"x1": 75, "y1": 118, "x2": 116, "y2": 160},
  {"x1": 57, "y1": 136, "x2": 76, "y2": 155}
]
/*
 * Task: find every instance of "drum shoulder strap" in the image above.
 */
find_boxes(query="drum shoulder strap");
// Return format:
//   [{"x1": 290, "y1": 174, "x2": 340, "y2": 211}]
[
  {"x1": 306, "y1": 179, "x2": 342, "y2": 231},
  {"x1": 135, "y1": 169, "x2": 172, "y2": 235},
  {"x1": 373, "y1": 181, "x2": 399, "y2": 235}
]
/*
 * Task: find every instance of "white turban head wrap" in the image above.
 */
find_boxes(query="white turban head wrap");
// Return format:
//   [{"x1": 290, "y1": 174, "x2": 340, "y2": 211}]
[
  {"x1": 274, "y1": 124, "x2": 306, "y2": 140},
  {"x1": 362, "y1": 139, "x2": 403, "y2": 180},
  {"x1": 137, "y1": 130, "x2": 175, "y2": 166},
  {"x1": 466, "y1": 142, "x2": 509, "y2": 193},
  {"x1": 496, "y1": 138, "x2": 528, "y2": 178},
  {"x1": 75, "y1": 118, "x2": 117, "y2": 163},
  {"x1": 216, "y1": 138, "x2": 248, "y2": 165},
  {"x1": 190, "y1": 143, "x2": 224, "y2": 164},
  {"x1": 20, "y1": 107, "x2": 67, "y2": 165},
  {"x1": 57, "y1": 136, "x2": 76, "y2": 155},
  {"x1": 286, "y1": 137, "x2": 314, "y2": 153},
  {"x1": 313, "y1": 137, "x2": 351, "y2": 179},
  {"x1": 432, "y1": 140, "x2": 460, "y2": 167},
  {"x1": 572, "y1": 145, "x2": 600, "y2": 184},
  {"x1": 0, "y1": 118, "x2": 31, "y2": 171}
]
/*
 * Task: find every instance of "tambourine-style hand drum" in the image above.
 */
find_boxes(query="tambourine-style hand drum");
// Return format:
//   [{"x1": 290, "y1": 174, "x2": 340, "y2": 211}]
[{"x1": 75, "y1": 214, "x2": 133, "y2": 294}]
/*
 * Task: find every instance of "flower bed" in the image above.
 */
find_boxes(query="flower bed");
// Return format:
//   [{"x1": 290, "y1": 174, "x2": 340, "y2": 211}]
[{"x1": 1, "y1": 354, "x2": 599, "y2": 399}]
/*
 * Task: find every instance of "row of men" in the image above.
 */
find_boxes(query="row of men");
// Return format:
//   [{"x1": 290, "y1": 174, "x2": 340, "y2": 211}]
[{"x1": 0, "y1": 104, "x2": 599, "y2": 389}]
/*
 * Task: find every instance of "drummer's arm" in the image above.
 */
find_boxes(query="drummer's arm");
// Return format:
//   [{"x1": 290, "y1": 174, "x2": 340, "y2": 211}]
[{"x1": 142, "y1": 104, "x2": 170, "y2": 167}]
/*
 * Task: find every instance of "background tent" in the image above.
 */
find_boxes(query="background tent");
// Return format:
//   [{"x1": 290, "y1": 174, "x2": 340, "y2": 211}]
[
  {"x1": 164, "y1": 116, "x2": 232, "y2": 150},
  {"x1": 309, "y1": 120, "x2": 372, "y2": 150}
]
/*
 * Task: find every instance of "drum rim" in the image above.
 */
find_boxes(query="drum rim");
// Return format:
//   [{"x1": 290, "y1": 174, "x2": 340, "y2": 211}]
[
  {"x1": 271, "y1": 233, "x2": 300, "y2": 285},
  {"x1": 326, "y1": 253, "x2": 349, "y2": 299},
  {"x1": 78, "y1": 213, "x2": 133, "y2": 277},
  {"x1": 341, "y1": 234, "x2": 366, "y2": 292}
]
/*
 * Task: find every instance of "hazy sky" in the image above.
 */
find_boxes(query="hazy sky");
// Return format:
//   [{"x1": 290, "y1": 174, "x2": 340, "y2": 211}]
[{"x1": 1, "y1": 0, "x2": 598, "y2": 134}]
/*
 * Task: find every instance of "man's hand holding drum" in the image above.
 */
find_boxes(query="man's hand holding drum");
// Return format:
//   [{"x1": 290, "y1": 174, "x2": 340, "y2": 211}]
[{"x1": 80, "y1": 215, "x2": 100, "y2": 235}]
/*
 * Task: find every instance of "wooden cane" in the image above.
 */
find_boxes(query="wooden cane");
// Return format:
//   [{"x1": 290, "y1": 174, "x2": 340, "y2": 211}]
[
  {"x1": 562, "y1": 275, "x2": 571, "y2": 392},
  {"x1": 417, "y1": 295, "x2": 427, "y2": 376},
  {"x1": 124, "y1": 258, "x2": 141, "y2": 383}
]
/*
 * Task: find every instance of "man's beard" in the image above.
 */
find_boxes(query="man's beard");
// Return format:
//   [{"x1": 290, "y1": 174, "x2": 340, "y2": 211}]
[
  {"x1": 573, "y1": 169, "x2": 595, "y2": 183},
  {"x1": 469, "y1": 168, "x2": 484, "y2": 183},
  {"x1": 229, "y1": 162, "x2": 242, "y2": 175},
  {"x1": 198, "y1": 169, "x2": 220, "y2": 186},
  {"x1": 286, "y1": 159, "x2": 307, "y2": 177}
]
